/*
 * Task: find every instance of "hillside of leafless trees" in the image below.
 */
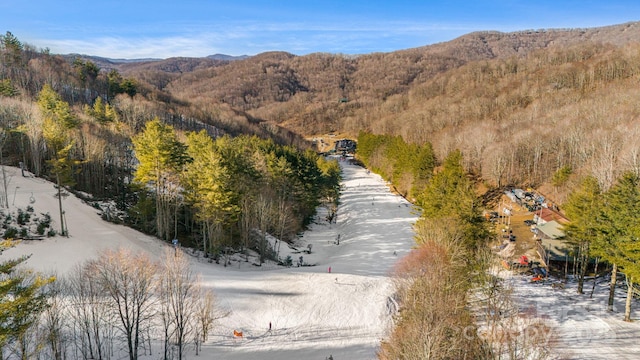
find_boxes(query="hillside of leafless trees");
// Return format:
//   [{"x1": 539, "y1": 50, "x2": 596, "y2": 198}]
[
  {"x1": 3, "y1": 22, "x2": 640, "y2": 203},
  {"x1": 0, "y1": 22, "x2": 639, "y2": 243},
  {"x1": 112, "y1": 21, "x2": 640, "y2": 195}
]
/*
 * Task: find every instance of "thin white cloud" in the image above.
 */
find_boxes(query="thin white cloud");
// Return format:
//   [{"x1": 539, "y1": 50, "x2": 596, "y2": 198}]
[
  {"x1": 42, "y1": 36, "x2": 218, "y2": 59},
  {"x1": 32, "y1": 19, "x2": 543, "y2": 58},
  {"x1": 9, "y1": 0, "x2": 640, "y2": 59}
]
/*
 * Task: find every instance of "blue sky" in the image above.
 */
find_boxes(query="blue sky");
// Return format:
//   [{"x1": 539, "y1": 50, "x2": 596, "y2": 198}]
[{"x1": 1, "y1": 1, "x2": 639, "y2": 59}]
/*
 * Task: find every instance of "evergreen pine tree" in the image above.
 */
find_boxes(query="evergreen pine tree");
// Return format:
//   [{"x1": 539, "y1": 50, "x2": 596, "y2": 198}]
[
  {"x1": 417, "y1": 149, "x2": 488, "y2": 249},
  {"x1": 601, "y1": 172, "x2": 640, "y2": 320},
  {"x1": 38, "y1": 84, "x2": 79, "y2": 236},
  {"x1": 132, "y1": 118, "x2": 188, "y2": 240},
  {"x1": 563, "y1": 176, "x2": 603, "y2": 294},
  {"x1": 0, "y1": 255, "x2": 54, "y2": 354}
]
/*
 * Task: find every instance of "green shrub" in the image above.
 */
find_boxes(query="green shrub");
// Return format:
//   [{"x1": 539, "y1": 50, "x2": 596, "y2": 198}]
[
  {"x1": 36, "y1": 222, "x2": 47, "y2": 235},
  {"x1": 3, "y1": 214, "x2": 12, "y2": 229},
  {"x1": 17, "y1": 208, "x2": 30, "y2": 225},
  {"x1": 36, "y1": 213, "x2": 52, "y2": 235},
  {"x1": 552, "y1": 165, "x2": 573, "y2": 187},
  {"x1": 282, "y1": 255, "x2": 293, "y2": 267},
  {"x1": 3, "y1": 226, "x2": 18, "y2": 239}
]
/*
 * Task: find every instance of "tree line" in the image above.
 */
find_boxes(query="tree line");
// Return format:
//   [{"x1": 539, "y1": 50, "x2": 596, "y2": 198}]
[
  {"x1": 117, "y1": 28, "x2": 640, "y2": 199},
  {"x1": 8, "y1": 29, "x2": 640, "y2": 202},
  {"x1": 1, "y1": 32, "x2": 341, "y2": 261},
  {"x1": 379, "y1": 150, "x2": 556, "y2": 359},
  {"x1": 0, "y1": 246, "x2": 217, "y2": 360},
  {"x1": 356, "y1": 131, "x2": 435, "y2": 202},
  {"x1": 130, "y1": 118, "x2": 341, "y2": 262},
  {"x1": 563, "y1": 172, "x2": 640, "y2": 322},
  {"x1": 379, "y1": 149, "x2": 489, "y2": 358},
  {"x1": 2, "y1": 80, "x2": 340, "y2": 262},
  {"x1": 364, "y1": 135, "x2": 640, "y2": 358}
]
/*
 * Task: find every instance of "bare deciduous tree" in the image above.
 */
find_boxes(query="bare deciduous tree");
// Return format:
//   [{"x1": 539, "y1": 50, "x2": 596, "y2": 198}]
[
  {"x1": 484, "y1": 144, "x2": 509, "y2": 188},
  {"x1": 239, "y1": 195, "x2": 256, "y2": 261},
  {"x1": 254, "y1": 192, "x2": 275, "y2": 264},
  {"x1": 66, "y1": 263, "x2": 112, "y2": 360},
  {"x1": 41, "y1": 279, "x2": 66, "y2": 360},
  {"x1": 90, "y1": 248, "x2": 157, "y2": 360},
  {"x1": 380, "y1": 219, "x2": 487, "y2": 359},
  {"x1": 590, "y1": 131, "x2": 621, "y2": 191},
  {"x1": 193, "y1": 287, "x2": 223, "y2": 355},
  {"x1": 159, "y1": 248, "x2": 197, "y2": 360}
]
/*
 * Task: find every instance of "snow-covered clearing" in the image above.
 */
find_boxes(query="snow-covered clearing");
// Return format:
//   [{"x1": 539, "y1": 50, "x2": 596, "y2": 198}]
[
  {"x1": 2, "y1": 159, "x2": 639, "y2": 359},
  {"x1": 505, "y1": 273, "x2": 640, "y2": 359}
]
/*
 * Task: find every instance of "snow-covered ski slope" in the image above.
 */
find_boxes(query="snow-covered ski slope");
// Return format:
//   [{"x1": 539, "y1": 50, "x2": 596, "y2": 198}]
[
  {"x1": 4, "y1": 158, "x2": 639, "y2": 360},
  {"x1": 3, "y1": 159, "x2": 418, "y2": 359}
]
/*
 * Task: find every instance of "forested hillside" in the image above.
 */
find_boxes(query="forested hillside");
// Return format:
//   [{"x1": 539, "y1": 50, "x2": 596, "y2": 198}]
[
  {"x1": 1, "y1": 23, "x2": 640, "y2": 225},
  {"x1": 3, "y1": 21, "x2": 640, "y2": 245},
  {"x1": 109, "y1": 21, "x2": 640, "y2": 197},
  {"x1": 0, "y1": 31, "x2": 341, "y2": 262},
  {"x1": 0, "y1": 23, "x2": 640, "y2": 231}
]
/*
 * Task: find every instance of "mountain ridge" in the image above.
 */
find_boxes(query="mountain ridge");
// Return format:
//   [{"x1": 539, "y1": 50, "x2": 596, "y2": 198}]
[{"x1": 6, "y1": 20, "x2": 640, "y2": 193}]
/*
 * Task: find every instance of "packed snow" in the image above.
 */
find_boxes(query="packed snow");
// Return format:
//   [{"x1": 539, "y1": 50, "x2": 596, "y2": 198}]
[{"x1": 2, "y1": 159, "x2": 639, "y2": 359}]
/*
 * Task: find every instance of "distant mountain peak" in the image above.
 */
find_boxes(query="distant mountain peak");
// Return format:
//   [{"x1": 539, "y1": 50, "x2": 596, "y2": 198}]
[{"x1": 206, "y1": 54, "x2": 250, "y2": 61}]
